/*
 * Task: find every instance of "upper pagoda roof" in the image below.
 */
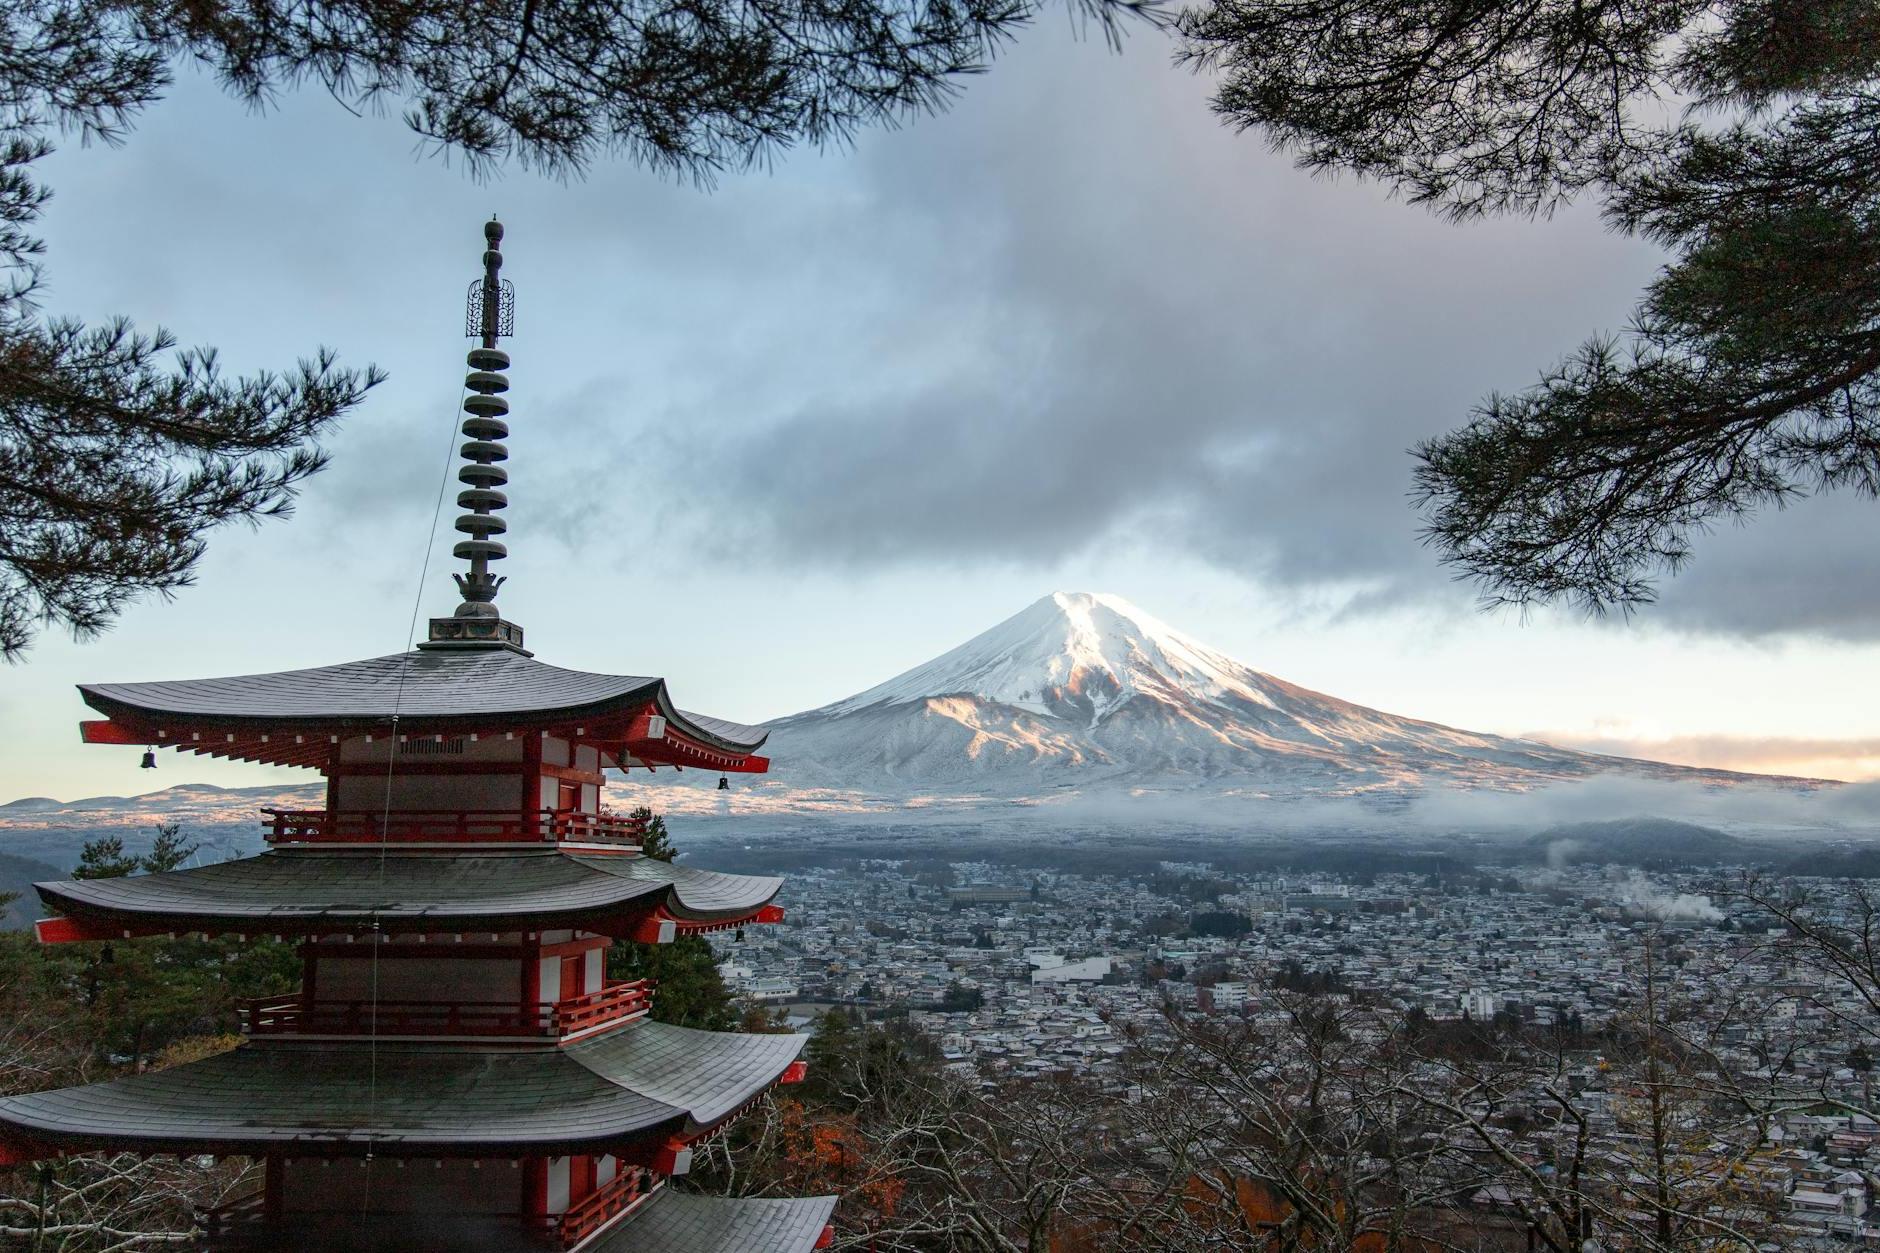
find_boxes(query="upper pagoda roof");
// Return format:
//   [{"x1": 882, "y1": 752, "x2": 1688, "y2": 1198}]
[
  {"x1": 80, "y1": 648, "x2": 765, "y2": 750},
  {"x1": 0, "y1": 1022, "x2": 805, "y2": 1158},
  {"x1": 33, "y1": 849, "x2": 781, "y2": 938},
  {"x1": 597, "y1": 1189, "x2": 838, "y2": 1253}
]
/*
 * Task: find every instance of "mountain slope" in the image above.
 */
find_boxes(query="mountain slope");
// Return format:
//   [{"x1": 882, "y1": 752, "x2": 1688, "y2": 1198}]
[{"x1": 764, "y1": 593, "x2": 1800, "y2": 799}]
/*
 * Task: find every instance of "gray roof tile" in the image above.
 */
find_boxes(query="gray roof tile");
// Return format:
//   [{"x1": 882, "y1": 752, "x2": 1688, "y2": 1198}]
[
  {"x1": 569, "y1": 1022, "x2": 806, "y2": 1127},
  {"x1": 0, "y1": 1041, "x2": 674, "y2": 1153},
  {"x1": 81, "y1": 649, "x2": 767, "y2": 751},
  {"x1": 578, "y1": 857, "x2": 785, "y2": 918},
  {"x1": 0, "y1": 1022, "x2": 806, "y2": 1155},
  {"x1": 37, "y1": 850, "x2": 780, "y2": 931},
  {"x1": 599, "y1": 1189, "x2": 837, "y2": 1253}
]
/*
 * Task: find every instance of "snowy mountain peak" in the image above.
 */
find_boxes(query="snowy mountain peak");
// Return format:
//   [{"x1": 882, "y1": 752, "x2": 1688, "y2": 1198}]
[
  {"x1": 768, "y1": 592, "x2": 1793, "y2": 799},
  {"x1": 817, "y1": 591, "x2": 1276, "y2": 725}
]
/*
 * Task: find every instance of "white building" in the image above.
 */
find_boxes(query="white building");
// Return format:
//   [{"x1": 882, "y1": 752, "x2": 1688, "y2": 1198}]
[
  {"x1": 1209, "y1": 981, "x2": 1250, "y2": 1011},
  {"x1": 1032, "y1": 957, "x2": 1112, "y2": 984},
  {"x1": 1461, "y1": 988, "x2": 1500, "y2": 1019},
  {"x1": 744, "y1": 976, "x2": 800, "y2": 1002}
]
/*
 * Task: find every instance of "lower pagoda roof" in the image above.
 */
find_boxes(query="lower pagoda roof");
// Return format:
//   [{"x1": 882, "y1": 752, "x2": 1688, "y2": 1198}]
[
  {"x1": 33, "y1": 849, "x2": 781, "y2": 938},
  {"x1": 595, "y1": 1189, "x2": 837, "y2": 1253},
  {"x1": 191, "y1": 1188, "x2": 836, "y2": 1253},
  {"x1": 0, "y1": 1023, "x2": 806, "y2": 1159}
]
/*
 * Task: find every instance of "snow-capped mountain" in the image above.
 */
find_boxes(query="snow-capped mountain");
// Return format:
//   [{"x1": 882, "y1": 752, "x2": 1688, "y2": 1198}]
[{"x1": 762, "y1": 592, "x2": 1795, "y2": 799}]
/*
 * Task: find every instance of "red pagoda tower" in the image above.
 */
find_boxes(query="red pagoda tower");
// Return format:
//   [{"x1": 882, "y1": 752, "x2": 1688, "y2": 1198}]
[{"x1": 0, "y1": 220, "x2": 836, "y2": 1253}]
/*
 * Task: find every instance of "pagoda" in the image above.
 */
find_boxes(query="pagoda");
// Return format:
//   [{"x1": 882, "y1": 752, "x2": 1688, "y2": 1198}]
[{"x1": 0, "y1": 221, "x2": 836, "y2": 1253}]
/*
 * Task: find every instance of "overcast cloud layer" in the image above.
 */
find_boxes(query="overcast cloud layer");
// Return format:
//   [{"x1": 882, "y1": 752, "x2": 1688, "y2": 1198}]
[
  {"x1": 555, "y1": 32, "x2": 1877, "y2": 641},
  {"x1": 34, "y1": 24, "x2": 1871, "y2": 642}
]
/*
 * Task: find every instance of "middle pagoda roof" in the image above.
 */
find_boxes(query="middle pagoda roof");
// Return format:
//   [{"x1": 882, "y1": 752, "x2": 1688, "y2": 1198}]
[
  {"x1": 78, "y1": 647, "x2": 770, "y2": 773},
  {"x1": 32, "y1": 849, "x2": 781, "y2": 940},
  {"x1": 0, "y1": 1020, "x2": 806, "y2": 1159}
]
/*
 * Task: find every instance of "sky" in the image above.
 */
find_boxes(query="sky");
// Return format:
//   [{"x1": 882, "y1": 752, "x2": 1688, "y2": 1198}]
[{"x1": 5, "y1": 24, "x2": 1880, "y2": 802}]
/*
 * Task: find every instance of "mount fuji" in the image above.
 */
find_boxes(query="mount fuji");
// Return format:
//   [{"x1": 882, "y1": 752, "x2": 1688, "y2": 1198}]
[{"x1": 759, "y1": 593, "x2": 1801, "y2": 801}]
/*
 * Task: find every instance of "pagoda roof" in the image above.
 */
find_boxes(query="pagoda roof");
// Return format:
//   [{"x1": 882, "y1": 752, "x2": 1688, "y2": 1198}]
[
  {"x1": 34, "y1": 849, "x2": 780, "y2": 937},
  {"x1": 0, "y1": 1023, "x2": 806, "y2": 1158},
  {"x1": 78, "y1": 648, "x2": 768, "y2": 769},
  {"x1": 187, "y1": 1189, "x2": 837, "y2": 1252},
  {"x1": 596, "y1": 1189, "x2": 838, "y2": 1253}
]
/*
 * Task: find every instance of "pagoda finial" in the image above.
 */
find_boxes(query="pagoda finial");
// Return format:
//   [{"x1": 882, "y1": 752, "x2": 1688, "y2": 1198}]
[{"x1": 422, "y1": 217, "x2": 528, "y2": 654}]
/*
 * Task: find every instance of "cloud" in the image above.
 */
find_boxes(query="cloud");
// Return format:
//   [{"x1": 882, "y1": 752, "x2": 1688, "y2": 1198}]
[
  {"x1": 43, "y1": 36, "x2": 1880, "y2": 645},
  {"x1": 578, "y1": 30, "x2": 1880, "y2": 642},
  {"x1": 1626, "y1": 492, "x2": 1880, "y2": 642},
  {"x1": 1037, "y1": 772, "x2": 1880, "y2": 836}
]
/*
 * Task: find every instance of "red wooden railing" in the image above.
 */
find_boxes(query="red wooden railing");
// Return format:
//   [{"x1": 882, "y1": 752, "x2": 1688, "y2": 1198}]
[
  {"x1": 241, "y1": 980, "x2": 653, "y2": 1040},
  {"x1": 556, "y1": 979, "x2": 654, "y2": 1036},
  {"x1": 243, "y1": 996, "x2": 555, "y2": 1037},
  {"x1": 262, "y1": 807, "x2": 645, "y2": 846},
  {"x1": 556, "y1": 1168, "x2": 647, "y2": 1246}
]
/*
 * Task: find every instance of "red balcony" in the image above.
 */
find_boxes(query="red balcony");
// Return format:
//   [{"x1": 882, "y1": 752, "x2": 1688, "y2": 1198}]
[
  {"x1": 242, "y1": 980, "x2": 654, "y2": 1041},
  {"x1": 262, "y1": 807, "x2": 645, "y2": 847},
  {"x1": 555, "y1": 1168, "x2": 648, "y2": 1247},
  {"x1": 556, "y1": 979, "x2": 656, "y2": 1037}
]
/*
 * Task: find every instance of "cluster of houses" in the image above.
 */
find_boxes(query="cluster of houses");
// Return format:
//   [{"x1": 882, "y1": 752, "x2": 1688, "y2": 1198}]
[{"x1": 710, "y1": 855, "x2": 1880, "y2": 1242}]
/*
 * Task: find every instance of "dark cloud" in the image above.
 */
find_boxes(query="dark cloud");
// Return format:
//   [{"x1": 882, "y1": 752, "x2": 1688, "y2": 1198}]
[
  {"x1": 577, "y1": 31, "x2": 1880, "y2": 641},
  {"x1": 41, "y1": 45, "x2": 1873, "y2": 643},
  {"x1": 1632, "y1": 492, "x2": 1880, "y2": 641}
]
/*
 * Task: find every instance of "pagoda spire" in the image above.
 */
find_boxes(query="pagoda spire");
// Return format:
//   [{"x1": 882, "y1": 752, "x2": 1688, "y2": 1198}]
[{"x1": 424, "y1": 216, "x2": 527, "y2": 653}]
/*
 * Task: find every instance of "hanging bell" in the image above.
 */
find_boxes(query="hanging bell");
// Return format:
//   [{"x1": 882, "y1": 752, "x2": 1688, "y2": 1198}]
[
  {"x1": 735, "y1": 928, "x2": 745, "y2": 943},
  {"x1": 140, "y1": 749, "x2": 157, "y2": 770},
  {"x1": 716, "y1": 775, "x2": 729, "y2": 791}
]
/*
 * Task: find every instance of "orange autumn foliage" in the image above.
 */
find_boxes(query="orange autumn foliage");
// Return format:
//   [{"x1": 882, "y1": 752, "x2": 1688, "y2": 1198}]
[
  {"x1": 1047, "y1": 1174, "x2": 1455, "y2": 1252},
  {"x1": 771, "y1": 1098, "x2": 906, "y2": 1219}
]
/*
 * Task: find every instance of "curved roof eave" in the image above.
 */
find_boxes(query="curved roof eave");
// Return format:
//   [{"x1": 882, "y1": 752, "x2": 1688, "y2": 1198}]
[
  {"x1": 0, "y1": 1041, "x2": 683, "y2": 1156},
  {"x1": 0, "y1": 1025, "x2": 806, "y2": 1157},
  {"x1": 596, "y1": 1189, "x2": 838, "y2": 1253},
  {"x1": 76, "y1": 649, "x2": 768, "y2": 754},
  {"x1": 570, "y1": 1020, "x2": 808, "y2": 1129},
  {"x1": 577, "y1": 857, "x2": 784, "y2": 923},
  {"x1": 33, "y1": 850, "x2": 780, "y2": 933}
]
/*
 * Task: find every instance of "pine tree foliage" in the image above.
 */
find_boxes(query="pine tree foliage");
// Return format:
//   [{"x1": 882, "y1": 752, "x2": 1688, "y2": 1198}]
[
  {"x1": 70, "y1": 835, "x2": 140, "y2": 881},
  {"x1": 71, "y1": 822, "x2": 198, "y2": 879},
  {"x1": 0, "y1": 11, "x2": 385, "y2": 658},
  {"x1": 604, "y1": 806, "x2": 739, "y2": 1029},
  {"x1": 609, "y1": 934, "x2": 739, "y2": 1031},
  {"x1": 631, "y1": 804, "x2": 675, "y2": 862},
  {"x1": 141, "y1": 821, "x2": 197, "y2": 873},
  {"x1": 1176, "y1": 0, "x2": 1880, "y2": 611}
]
